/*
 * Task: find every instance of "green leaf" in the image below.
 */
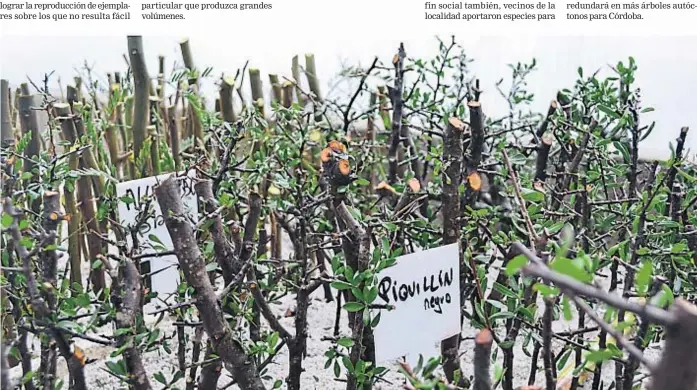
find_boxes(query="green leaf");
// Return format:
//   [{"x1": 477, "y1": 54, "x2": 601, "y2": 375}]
[
  {"x1": 505, "y1": 255, "x2": 528, "y2": 276},
  {"x1": 91, "y1": 259, "x2": 103, "y2": 270},
  {"x1": 598, "y1": 104, "x2": 620, "y2": 119},
  {"x1": 355, "y1": 178, "x2": 370, "y2": 186},
  {"x1": 330, "y1": 281, "x2": 353, "y2": 290},
  {"x1": 550, "y1": 257, "x2": 593, "y2": 283},
  {"x1": 489, "y1": 311, "x2": 515, "y2": 322},
  {"x1": 1, "y1": 213, "x2": 12, "y2": 228},
  {"x1": 613, "y1": 141, "x2": 630, "y2": 163},
  {"x1": 337, "y1": 337, "x2": 354, "y2": 348},
  {"x1": 652, "y1": 284, "x2": 674, "y2": 308},
  {"x1": 585, "y1": 348, "x2": 615, "y2": 363},
  {"x1": 153, "y1": 372, "x2": 166, "y2": 385},
  {"x1": 522, "y1": 188, "x2": 544, "y2": 203},
  {"x1": 343, "y1": 302, "x2": 364, "y2": 312},
  {"x1": 533, "y1": 283, "x2": 559, "y2": 297},
  {"x1": 635, "y1": 260, "x2": 652, "y2": 296},
  {"x1": 561, "y1": 296, "x2": 573, "y2": 321},
  {"x1": 148, "y1": 234, "x2": 164, "y2": 246},
  {"x1": 205, "y1": 262, "x2": 219, "y2": 272}
]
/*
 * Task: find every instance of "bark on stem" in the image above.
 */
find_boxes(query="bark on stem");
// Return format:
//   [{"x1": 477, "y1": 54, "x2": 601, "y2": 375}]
[
  {"x1": 440, "y1": 117, "x2": 466, "y2": 386},
  {"x1": 127, "y1": 36, "x2": 151, "y2": 176},
  {"x1": 114, "y1": 259, "x2": 152, "y2": 390},
  {"x1": 387, "y1": 44, "x2": 407, "y2": 185},
  {"x1": 334, "y1": 202, "x2": 373, "y2": 390},
  {"x1": 473, "y1": 329, "x2": 493, "y2": 390},
  {"x1": 53, "y1": 104, "x2": 83, "y2": 288},
  {"x1": 1, "y1": 79, "x2": 13, "y2": 147},
  {"x1": 155, "y1": 176, "x2": 266, "y2": 390},
  {"x1": 56, "y1": 103, "x2": 106, "y2": 293},
  {"x1": 220, "y1": 76, "x2": 238, "y2": 124}
]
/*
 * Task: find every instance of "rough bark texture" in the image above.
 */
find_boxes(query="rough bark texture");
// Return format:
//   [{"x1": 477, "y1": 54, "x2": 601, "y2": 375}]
[
  {"x1": 334, "y1": 202, "x2": 373, "y2": 390},
  {"x1": 1, "y1": 79, "x2": 13, "y2": 147},
  {"x1": 219, "y1": 76, "x2": 238, "y2": 124},
  {"x1": 39, "y1": 191, "x2": 61, "y2": 389},
  {"x1": 198, "y1": 342, "x2": 222, "y2": 389},
  {"x1": 56, "y1": 104, "x2": 106, "y2": 293},
  {"x1": 114, "y1": 260, "x2": 152, "y2": 390},
  {"x1": 127, "y1": 35, "x2": 151, "y2": 173},
  {"x1": 194, "y1": 179, "x2": 239, "y2": 284},
  {"x1": 473, "y1": 329, "x2": 493, "y2": 390},
  {"x1": 648, "y1": 299, "x2": 697, "y2": 390},
  {"x1": 387, "y1": 44, "x2": 406, "y2": 185},
  {"x1": 440, "y1": 117, "x2": 465, "y2": 385},
  {"x1": 154, "y1": 176, "x2": 266, "y2": 390},
  {"x1": 54, "y1": 103, "x2": 83, "y2": 286}
]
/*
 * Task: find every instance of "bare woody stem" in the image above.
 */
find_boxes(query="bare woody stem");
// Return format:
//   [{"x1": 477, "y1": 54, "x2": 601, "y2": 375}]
[
  {"x1": 2, "y1": 196, "x2": 87, "y2": 390},
  {"x1": 154, "y1": 176, "x2": 266, "y2": 390},
  {"x1": 114, "y1": 259, "x2": 152, "y2": 390},
  {"x1": 441, "y1": 117, "x2": 466, "y2": 386},
  {"x1": 127, "y1": 35, "x2": 151, "y2": 176},
  {"x1": 473, "y1": 329, "x2": 493, "y2": 390}
]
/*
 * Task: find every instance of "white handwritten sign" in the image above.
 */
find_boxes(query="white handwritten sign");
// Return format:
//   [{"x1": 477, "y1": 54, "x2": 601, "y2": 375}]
[
  {"x1": 372, "y1": 243, "x2": 461, "y2": 366},
  {"x1": 115, "y1": 171, "x2": 198, "y2": 298}
]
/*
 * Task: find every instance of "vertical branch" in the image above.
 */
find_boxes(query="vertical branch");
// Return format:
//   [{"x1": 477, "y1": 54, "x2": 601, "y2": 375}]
[
  {"x1": 304, "y1": 54, "x2": 321, "y2": 101},
  {"x1": 534, "y1": 136, "x2": 553, "y2": 185},
  {"x1": 220, "y1": 76, "x2": 238, "y2": 124},
  {"x1": 666, "y1": 126, "x2": 689, "y2": 217},
  {"x1": 648, "y1": 299, "x2": 697, "y2": 390},
  {"x1": 57, "y1": 103, "x2": 106, "y2": 294},
  {"x1": 387, "y1": 43, "x2": 406, "y2": 185},
  {"x1": 114, "y1": 259, "x2": 152, "y2": 390},
  {"x1": 127, "y1": 35, "x2": 151, "y2": 177},
  {"x1": 535, "y1": 100, "x2": 558, "y2": 139},
  {"x1": 155, "y1": 176, "x2": 267, "y2": 390},
  {"x1": 1, "y1": 79, "x2": 13, "y2": 146},
  {"x1": 291, "y1": 55, "x2": 306, "y2": 107},
  {"x1": 249, "y1": 68, "x2": 265, "y2": 116},
  {"x1": 282, "y1": 81, "x2": 294, "y2": 109},
  {"x1": 39, "y1": 191, "x2": 61, "y2": 389},
  {"x1": 18, "y1": 83, "x2": 42, "y2": 213},
  {"x1": 473, "y1": 329, "x2": 493, "y2": 390},
  {"x1": 3, "y1": 197, "x2": 87, "y2": 390},
  {"x1": 167, "y1": 102, "x2": 182, "y2": 171},
  {"x1": 440, "y1": 117, "x2": 466, "y2": 385},
  {"x1": 186, "y1": 327, "x2": 204, "y2": 390},
  {"x1": 542, "y1": 296, "x2": 556, "y2": 390},
  {"x1": 334, "y1": 202, "x2": 373, "y2": 390},
  {"x1": 180, "y1": 37, "x2": 198, "y2": 87},
  {"x1": 194, "y1": 179, "x2": 239, "y2": 282},
  {"x1": 198, "y1": 341, "x2": 222, "y2": 389},
  {"x1": 269, "y1": 74, "x2": 282, "y2": 104}
]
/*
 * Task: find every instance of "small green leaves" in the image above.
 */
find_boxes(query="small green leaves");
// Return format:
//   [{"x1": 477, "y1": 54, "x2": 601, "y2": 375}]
[
  {"x1": 337, "y1": 337, "x2": 354, "y2": 348},
  {"x1": 561, "y1": 296, "x2": 573, "y2": 321},
  {"x1": 635, "y1": 260, "x2": 653, "y2": 297},
  {"x1": 550, "y1": 257, "x2": 593, "y2": 284},
  {"x1": 1, "y1": 213, "x2": 12, "y2": 228},
  {"x1": 585, "y1": 347, "x2": 621, "y2": 363},
  {"x1": 505, "y1": 254, "x2": 528, "y2": 276},
  {"x1": 343, "y1": 302, "x2": 364, "y2": 312}
]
